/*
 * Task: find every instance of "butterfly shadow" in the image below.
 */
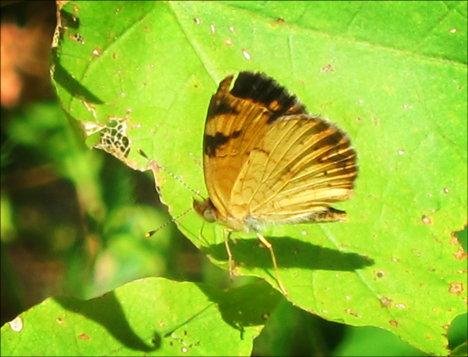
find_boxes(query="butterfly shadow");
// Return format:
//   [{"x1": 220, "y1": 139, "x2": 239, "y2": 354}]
[{"x1": 202, "y1": 235, "x2": 374, "y2": 274}]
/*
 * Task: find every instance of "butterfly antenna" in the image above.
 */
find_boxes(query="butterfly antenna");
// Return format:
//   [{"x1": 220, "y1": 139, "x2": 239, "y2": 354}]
[
  {"x1": 137, "y1": 148, "x2": 200, "y2": 237},
  {"x1": 145, "y1": 207, "x2": 193, "y2": 238},
  {"x1": 137, "y1": 148, "x2": 202, "y2": 197}
]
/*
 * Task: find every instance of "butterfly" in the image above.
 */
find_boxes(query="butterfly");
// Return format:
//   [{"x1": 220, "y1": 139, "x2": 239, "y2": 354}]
[{"x1": 193, "y1": 71, "x2": 357, "y2": 294}]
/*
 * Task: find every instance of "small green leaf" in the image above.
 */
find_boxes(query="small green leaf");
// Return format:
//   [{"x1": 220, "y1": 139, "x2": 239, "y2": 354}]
[{"x1": 0, "y1": 278, "x2": 282, "y2": 356}]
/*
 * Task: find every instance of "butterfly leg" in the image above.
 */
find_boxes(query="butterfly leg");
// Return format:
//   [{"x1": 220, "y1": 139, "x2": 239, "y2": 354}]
[
  {"x1": 223, "y1": 228, "x2": 235, "y2": 278},
  {"x1": 256, "y1": 233, "x2": 287, "y2": 295}
]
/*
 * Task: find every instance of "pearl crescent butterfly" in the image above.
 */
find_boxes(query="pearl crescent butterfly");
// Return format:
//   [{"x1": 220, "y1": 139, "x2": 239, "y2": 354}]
[{"x1": 193, "y1": 71, "x2": 357, "y2": 294}]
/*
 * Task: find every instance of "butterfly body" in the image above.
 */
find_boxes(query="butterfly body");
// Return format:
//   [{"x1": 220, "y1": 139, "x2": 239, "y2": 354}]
[{"x1": 193, "y1": 71, "x2": 357, "y2": 293}]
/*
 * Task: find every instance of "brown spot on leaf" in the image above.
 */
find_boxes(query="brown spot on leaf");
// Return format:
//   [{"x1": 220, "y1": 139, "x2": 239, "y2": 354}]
[
  {"x1": 375, "y1": 270, "x2": 386, "y2": 279},
  {"x1": 380, "y1": 297, "x2": 392, "y2": 308},
  {"x1": 92, "y1": 47, "x2": 102, "y2": 57},
  {"x1": 242, "y1": 49, "x2": 251, "y2": 60},
  {"x1": 421, "y1": 215, "x2": 432, "y2": 225},
  {"x1": 449, "y1": 237, "x2": 459, "y2": 245},
  {"x1": 70, "y1": 33, "x2": 85, "y2": 44},
  {"x1": 9, "y1": 317, "x2": 23, "y2": 332},
  {"x1": 78, "y1": 333, "x2": 90, "y2": 340},
  {"x1": 449, "y1": 282, "x2": 463, "y2": 295},
  {"x1": 320, "y1": 64, "x2": 334, "y2": 72},
  {"x1": 454, "y1": 249, "x2": 467, "y2": 260},
  {"x1": 345, "y1": 309, "x2": 359, "y2": 317}
]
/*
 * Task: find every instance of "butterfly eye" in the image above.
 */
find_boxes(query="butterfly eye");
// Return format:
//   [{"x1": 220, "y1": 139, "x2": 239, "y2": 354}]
[
  {"x1": 193, "y1": 198, "x2": 217, "y2": 223},
  {"x1": 203, "y1": 210, "x2": 217, "y2": 223}
]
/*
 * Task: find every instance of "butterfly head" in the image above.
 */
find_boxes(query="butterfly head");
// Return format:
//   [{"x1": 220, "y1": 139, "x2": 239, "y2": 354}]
[
  {"x1": 193, "y1": 197, "x2": 217, "y2": 223},
  {"x1": 193, "y1": 197, "x2": 252, "y2": 232}
]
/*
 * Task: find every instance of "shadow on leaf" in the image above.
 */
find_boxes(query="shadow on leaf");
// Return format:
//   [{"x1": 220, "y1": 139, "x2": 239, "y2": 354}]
[
  {"x1": 54, "y1": 292, "x2": 159, "y2": 352},
  {"x1": 203, "y1": 235, "x2": 374, "y2": 272}
]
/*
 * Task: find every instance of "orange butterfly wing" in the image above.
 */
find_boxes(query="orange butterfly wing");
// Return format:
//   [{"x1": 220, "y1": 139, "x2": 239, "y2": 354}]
[
  {"x1": 197, "y1": 72, "x2": 306, "y2": 227},
  {"x1": 230, "y1": 114, "x2": 357, "y2": 225},
  {"x1": 194, "y1": 71, "x2": 357, "y2": 232}
]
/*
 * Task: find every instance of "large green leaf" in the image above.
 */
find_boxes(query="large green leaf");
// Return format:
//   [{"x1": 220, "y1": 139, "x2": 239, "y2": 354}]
[{"x1": 49, "y1": 1, "x2": 466, "y2": 355}]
